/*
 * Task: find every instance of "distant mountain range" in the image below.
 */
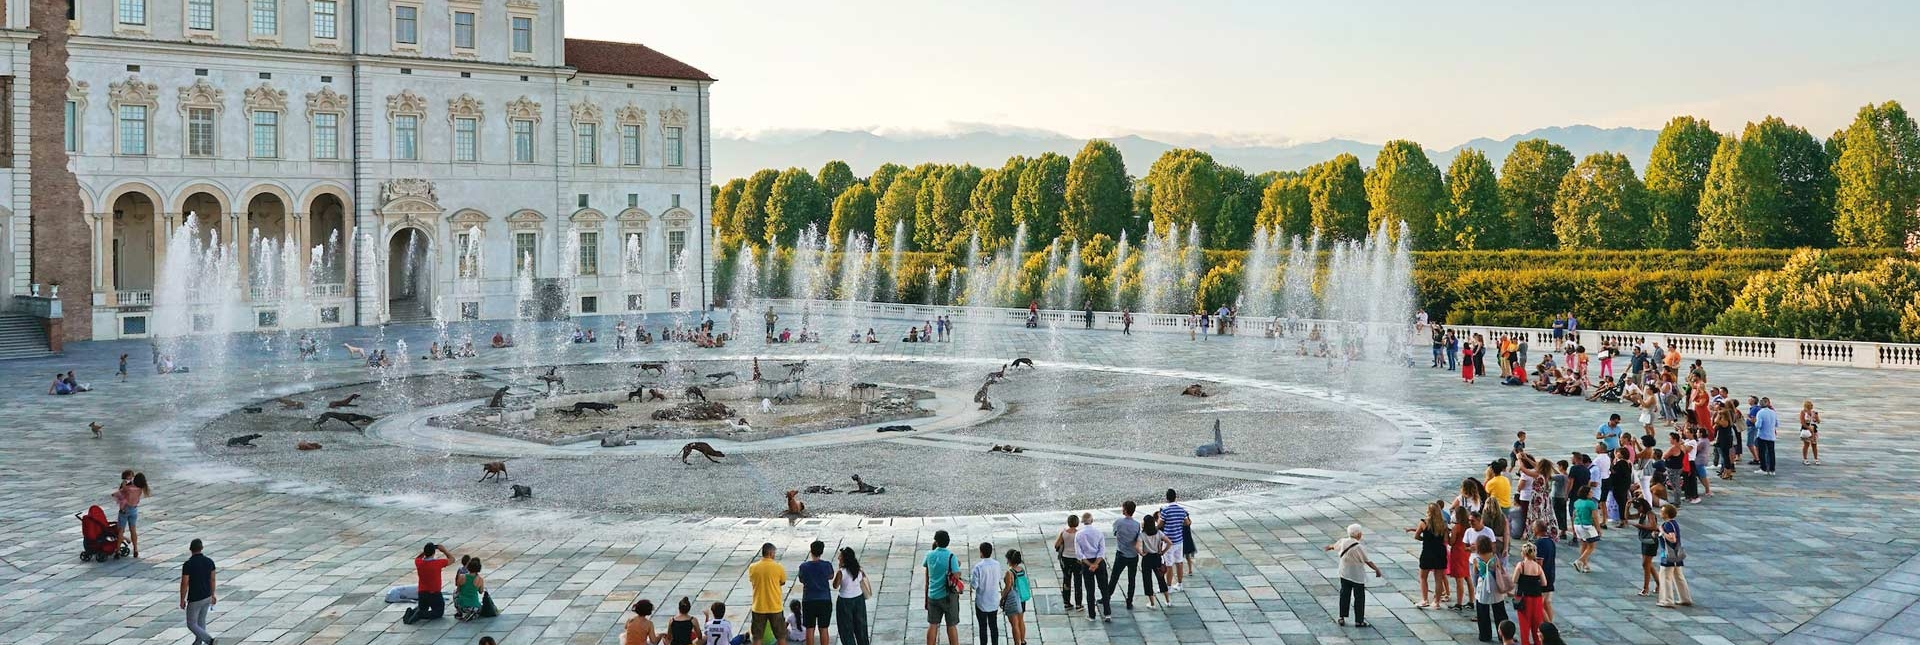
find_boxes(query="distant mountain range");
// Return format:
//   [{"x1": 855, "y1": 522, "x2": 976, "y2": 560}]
[{"x1": 713, "y1": 125, "x2": 1662, "y2": 183}]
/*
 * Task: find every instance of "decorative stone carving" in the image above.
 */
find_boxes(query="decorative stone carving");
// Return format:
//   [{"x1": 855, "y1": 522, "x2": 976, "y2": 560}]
[
  {"x1": 386, "y1": 89, "x2": 428, "y2": 119},
  {"x1": 306, "y1": 87, "x2": 349, "y2": 115},
  {"x1": 447, "y1": 94, "x2": 484, "y2": 122},
  {"x1": 570, "y1": 100, "x2": 602, "y2": 124},
  {"x1": 176, "y1": 79, "x2": 225, "y2": 114},
  {"x1": 381, "y1": 179, "x2": 438, "y2": 206},
  {"x1": 243, "y1": 83, "x2": 288, "y2": 112},
  {"x1": 660, "y1": 107, "x2": 688, "y2": 127},
  {"x1": 449, "y1": 209, "x2": 491, "y2": 228},
  {"x1": 506, "y1": 209, "x2": 546, "y2": 231},
  {"x1": 617, "y1": 208, "x2": 652, "y2": 229},
  {"x1": 506, "y1": 0, "x2": 539, "y2": 10},
  {"x1": 67, "y1": 80, "x2": 90, "y2": 107},
  {"x1": 108, "y1": 76, "x2": 160, "y2": 106},
  {"x1": 506, "y1": 96, "x2": 542, "y2": 123},
  {"x1": 663, "y1": 208, "x2": 694, "y2": 226},
  {"x1": 570, "y1": 208, "x2": 606, "y2": 224},
  {"x1": 615, "y1": 104, "x2": 646, "y2": 126}
]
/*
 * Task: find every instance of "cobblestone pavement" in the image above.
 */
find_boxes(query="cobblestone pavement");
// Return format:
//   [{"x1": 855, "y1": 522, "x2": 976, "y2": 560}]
[{"x1": 2, "y1": 315, "x2": 1917, "y2": 645}]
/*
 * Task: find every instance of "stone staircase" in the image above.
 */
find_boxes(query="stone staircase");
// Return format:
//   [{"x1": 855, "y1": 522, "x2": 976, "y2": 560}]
[
  {"x1": 0, "y1": 315, "x2": 53, "y2": 360},
  {"x1": 386, "y1": 298, "x2": 434, "y2": 324}
]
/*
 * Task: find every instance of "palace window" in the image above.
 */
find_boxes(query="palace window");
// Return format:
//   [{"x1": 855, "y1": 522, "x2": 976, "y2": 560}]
[
  {"x1": 187, "y1": 107, "x2": 216, "y2": 157},
  {"x1": 453, "y1": 117, "x2": 477, "y2": 162},
  {"x1": 575, "y1": 122, "x2": 597, "y2": 165},
  {"x1": 251, "y1": 110, "x2": 279, "y2": 158},
  {"x1": 117, "y1": 104, "x2": 148, "y2": 155},
  {"x1": 117, "y1": 0, "x2": 145, "y2": 25},
  {"x1": 511, "y1": 16, "x2": 533, "y2": 54},
  {"x1": 250, "y1": 0, "x2": 278, "y2": 36},
  {"x1": 394, "y1": 5, "x2": 419, "y2": 45},
  {"x1": 453, "y1": 11, "x2": 476, "y2": 51},
  {"x1": 311, "y1": 0, "x2": 337, "y2": 40},
  {"x1": 64, "y1": 100, "x2": 80, "y2": 153},
  {"x1": 577, "y1": 231, "x2": 599, "y2": 276},
  {"x1": 668, "y1": 230, "x2": 686, "y2": 270},
  {"x1": 513, "y1": 232, "x2": 537, "y2": 275},
  {"x1": 393, "y1": 114, "x2": 419, "y2": 160},
  {"x1": 665, "y1": 126, "x2": 684, "y2": 167},
  {"x1": 456, "y1": 232, "x2": 479, "y2": 278},
  {"x1": 511, "y1": 119, "x2": 535, "y2": 163},
  {"x1": 311, "y1": 112, "x2": 339, "y2": 159},
  {"x1": 187, "y1": 0, "x2": 213, "y2": 30},
  {"x1": 623, "y1": 232, "x2": 644, "y2": 273},
  {"x1": 620, "y1": 124, "x2": 641, "y2": 165}
]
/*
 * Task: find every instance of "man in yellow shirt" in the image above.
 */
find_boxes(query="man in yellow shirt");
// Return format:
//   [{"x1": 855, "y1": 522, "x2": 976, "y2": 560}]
[
  {"x1": 1485, "y1": 460, "x2": 1514, "y2": 537},
  {"x1": 747, "y1": 543, "x2": 787, "y2": 645}
]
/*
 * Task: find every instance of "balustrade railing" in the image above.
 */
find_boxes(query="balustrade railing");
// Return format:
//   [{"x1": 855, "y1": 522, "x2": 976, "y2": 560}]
[
  {"x1": 114, "y1": 290, "x2": 153, "y2": 307},
  {"x1": 757, "y1": 298, "x2": 1920, "y2": 370}
]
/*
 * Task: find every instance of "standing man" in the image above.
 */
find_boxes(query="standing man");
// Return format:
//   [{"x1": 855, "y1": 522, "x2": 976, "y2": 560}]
[
  {"x1": 1754, "y1": 397, "x2": 1779, "y2": 475},
  {"x1": 615, "y1": 319, "x2": 629, "y2": 350},
  {"x1": 1109, "y1": 502, "x2": 1142, "y2": 610},
  {"x1": 1122, "y1": 310, "x2": 1133, "y2": 336},
  {"x1": 1076, "y1": 512, "x2": 1111, "y2": 622},
  {"x1": 403, "y1": 543, "x2": 453, "y2": 624},
  {"x1": 180, "y1": 538, "x2": 217, "y2": 645},
  {"x1": 923, "y1": 531, "x2": 961, "y2": 645},
  {"x1": 748, "y1": 543, "x2": 788, "y2": 645},
  {"x1": 797, "y1": 541, "x2": 833, "y2": 645},
  {"x1": 764, "y1": 307, "x2": 779, "y2": 340},
  {"x1": 1595, "y1": 414, "x2": 1624, "y2": 453},
  {"x1": 1430, "y1": 324, "x2": 1445, "y2": 368},
  {"x1": 1160, "y1": 489, "x2": 1191, "y2": 591},
  {"x1": 1083, "y1": 300, "x2": 1095, "y2": 330}
]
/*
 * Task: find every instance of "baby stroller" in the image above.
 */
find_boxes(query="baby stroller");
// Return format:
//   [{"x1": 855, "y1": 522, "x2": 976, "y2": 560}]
[{"x1": 77, "y1": 505, "x2": 128, "y2": 561}]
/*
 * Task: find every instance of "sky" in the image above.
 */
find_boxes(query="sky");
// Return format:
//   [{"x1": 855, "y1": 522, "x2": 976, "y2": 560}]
[{"x1": 566, "y1": 1, "x2": 1920, "y2": 146}]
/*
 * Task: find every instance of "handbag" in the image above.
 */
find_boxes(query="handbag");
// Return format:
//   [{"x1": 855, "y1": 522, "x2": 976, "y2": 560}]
[
  {"x1": 945, "y1": 553, "x2": 966, "y2": 594},
  {"x1": 1799, "y1": 427, "x2": 1813, "y2": 440},
  {"x1": 478, "y1": 591, "x2": 498, "y2": 618},
  {"x1": 1492, "y1": 559, "x2": 1514, "y2": 596}
]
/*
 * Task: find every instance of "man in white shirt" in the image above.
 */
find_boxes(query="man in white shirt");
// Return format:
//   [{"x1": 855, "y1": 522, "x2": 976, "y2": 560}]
[
  {"x1": 1075, "y1": 512, "x2": 1111, "y2": 621},
  {"x1": 1591, "y1": 446, "x2": 1614, "y2": 521}
]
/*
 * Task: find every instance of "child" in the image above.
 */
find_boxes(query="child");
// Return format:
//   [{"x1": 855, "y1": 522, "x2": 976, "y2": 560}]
[
  {"x1": 1511, "y1": 431, "x2": 1527, "y2": 463},
  {"x1": 702, "y1": 601, "x2": 735, "y2": 645},
  {"x1": 784, "y1": 600, "x2": 805, "y2": 645}
]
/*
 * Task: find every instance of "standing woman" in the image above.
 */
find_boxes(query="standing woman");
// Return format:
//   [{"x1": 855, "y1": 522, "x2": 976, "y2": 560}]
[
  {"x1": 1325, "y1": 524, "x2": 1383, "y2": 627},
  {"x1": 1446, "y1": 506, "x2": 1473, "y2": 611},
  {"x1": 1655, "y1": 505, "x2": 1693, "y2": 608},
  {"x1": 1570, "y1": 483, "x2": 1602, "y2": 573},
  {"x1": 1690, "y1": 380, "x2": 1713, "y2": 437},
  {"x1": 833, "y1": 547, "x2": 872, "y2": 645},
  {"x1": 1053, "y1": 515, "x2": 1082, "y2": 611},
  {"x1": 1461, "y1": 337, "x2": 1477, "y2": 383},
  {"x1": 1801, "y1": 400, "x2": 1821, "y2": 465},
  {"x1": 1525, "y1": 459, "x2": 1557, "y2": 540},
  {"x1": 1510, "y1": 542, "x2": 1548, "y2": 645},
  {"x1": 1471, "y1": 537, "x2": 1511, "y2": 643},
  {"x1": 117, "y1": 473, "x2": 151, "y2": 558},
  {"x1": 1629, "y1": 498, "x2": 1659, "y2": 597},
  {"x1": 1138, "y1": 515, "x2": 1171, "y2": 608},
  {"x1": 1001, "y1": 550, "x2": 1031, "y2": 645},
  {"x1": 1714, "y1": 401, "x2": 1738, "y2": 480},
  {"x1": 1411, "y1": 501, "x2": 1450, "y2": 609}
]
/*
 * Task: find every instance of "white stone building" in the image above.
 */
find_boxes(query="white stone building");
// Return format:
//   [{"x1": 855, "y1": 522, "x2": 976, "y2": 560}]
[{"x1": 3, "y1": 0, "x2": 714, "y2": 342}]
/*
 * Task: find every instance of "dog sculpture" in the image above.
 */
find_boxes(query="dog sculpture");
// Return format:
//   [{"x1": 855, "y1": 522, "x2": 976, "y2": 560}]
[
  {"x1": 510, "y1": 485, "x2": 533, "y2": 499},
  {"x1": 341, "y1": 343, "x2": 367, "y2": 358},
  {"x1": 242, "y1": 406, "x2": 263, "y2": 414},
  {"x1": 599, "y1": 432, "x2": 633, "y2": 448},
  {"x1": 488, "y1": 386, "x2": 510, "y2": 408},
  {"x1": 537, "y1": 367, "x2": 565, "y2": 391},
  {"x1": 725, "y1": 418, "x2": 753, "y2": 433},
  {"x1": 569, "y1": 401, "x2": 617, "y2": 415},
  {"x1": 297, "y1": 441, "x2": 323, "y2": 451},
  {"x1": 89, "y1": 422, "x2": 103, "y2": 439},
  {"x1": 986, "y1": 366, "x2": 1007, "y2": 383},
  {"x1": 875, "y1": 425, "x2": 914, "y2": 433},
  {"x1": 554, "y1": 408, "x2": 586, "y2": 419},
  {"x1": 226, "y1": 433, "x2": 263, "y2": 447},
  {"x1": 850, "y1": 474, "x2": 885, "y2": 495},
  {"x1": 479, "y1": 461, "x2": 509, "y2": 482},
  {"x1": 627, "y1": 387, "x2": 655, "y2": 402},
  {"x1": 684, "y1": 386, "x2": 707, "y2": 402},
  {"x1": 1011, "y1": 357, "x2": 1035, "y2": 370},
  {"x1": 1195, "y1": 419, "x2": 1228, "y2": 457},
  {"x1": 706, "y1": 372, "x2": 737, "y2": 385},
  {"x1": 679, "y1": 442, "x2": 725, "y2": 465},
  {"x1": 328, "y1": 393, "x2": 361, "y2": 408},
  {"x1": 635, "y1": 362, "x2": 667, "y2": 375},
  {"x1": 784, "y1": 490, "x2": 806, "y2": 516},
  {"x1": 784, "y1": 360, "x2": 809, "y2": 377},
  {"x1": 988, "y1": 444, "x2": 1026, "y2": 454},
  {"x1": 1182, "y1": 384, "x2": 1210, "y2": 398},
  {"x1": 802, "y1": 485, "x2": 839, "y2": 494},
  {"x1": 760, "y1": 397, "x2": 774, "y2": 413},
  {"x1": 315, "y1": 412, "x2": 376, "y2": 430},
  {"x1": 274, "y1": 396, "x2": 307, "y2": 410}
]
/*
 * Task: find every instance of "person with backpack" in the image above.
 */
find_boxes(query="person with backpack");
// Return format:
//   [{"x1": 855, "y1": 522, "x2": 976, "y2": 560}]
[
  {"x1": 1472, "y1": 537, "x2": 1512, "y2": 643},
  {"x1": 924, "y1": 530, "x2": 962, "y2": 645},
  {"x1": 1000, "y1": 550, "x2": 1032, "y2": 645},
  {"x1": 1324, "y1": 524, "x2": 1382, "y2": 627}
]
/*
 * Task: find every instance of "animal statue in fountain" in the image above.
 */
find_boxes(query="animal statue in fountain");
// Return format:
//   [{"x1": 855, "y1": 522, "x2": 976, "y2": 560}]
[
  {"x1": 225, "y1": 433, "x2": 263, "y2": 448},
  {"x1": 784, "y1": 360, "x2": 808, "y2": 378},
  {"x1": 315, "y1": 412, "x2": 376, "y2": 430},
  {"x1": 479, "y1": 461, "x2": 509, "y2": 482},
  {"x1": 679, "y1": 442, "x2": 725, "y2": 465},
  {"x1": 849, "y1": 383, "x2": 878, "y2": 400},
  {"x1": 760, "y1": 398, "x2": 774, "y2": 414},
  {"x1": 974, "y1": 381, "x2": 994, "y2": 411},
  {"x1": 599, "y1": 432, "x2": 633, "y2": 447},
  {"x1": 537, "y1": 367, "x2": 565, "y2": 392},
  {"x1": 631, "y1": 387, "x2": 666, "y2": 402},
  {"x1": 1182, "y1": 384, "x2": 1210, "y2": 398},
  {"x1": 875, "y1": 425, "x2": 914, "y2": 433},
  {"x1": 568, "y1": 401, "x2": 617, "y2": 415},
  {"x1": 297, "y1": 441, "x2": 323, "y2": 451},
  {"x1": 784, "y1": 490, "x2": 806, "y2": 516},
  {"x1": 341, "y1": 343, "x2": 367, "y2": 358},
  {"x1": 684, "y1": 386, "x2": 707, "y2": 402},
  {"x1": 803, "y1": 485, "x2": 839, "y2": 494},
  {"x1": 989, "y1": 444, "x2": 1026, "y2": 454},
  {"x1": 850, "y1": 474, "x2": 885, "y2": 495},
  {"x1": 89, "y1": 422, "x2": 103, "y2": 439},
  {"x1": 1195, "y1": 419, "x2": 1228, "y2": 457},
  {"x1": 635, "y1": 362, "x2": 667, "y2": 375},
  {"x1": 509, "y1": 484, "x2": 533, "y2": 499},
  {"x1": 726, "y1": 418, "x2": 753, "y2": 433},
  {"x1": 274, "y1": 396, "x2": 306, "y2": 410},
  {"x1": 328, "y1": 393, "x2": 361, "y2": 408},
  {"x1": 488, "y1": 386, "x2": 510, "y2": 408},
  {"x1": 706, "y1": 371, "x2": 738, "y2": 385},
  {"x1": 986, "y1": 365, "x2": 1007, "y2": 383},
  {"x1": 241, "y1": 406, "x2": 264, "y2": 414},
  {"x1": 1011, "y1": 357, "x2": 1035, "y2": 370}
]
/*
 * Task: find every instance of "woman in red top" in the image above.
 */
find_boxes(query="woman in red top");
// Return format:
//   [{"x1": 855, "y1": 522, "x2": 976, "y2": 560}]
[{"x1": 1445, "y1": 506, "x2": 1472, "y2": 610}]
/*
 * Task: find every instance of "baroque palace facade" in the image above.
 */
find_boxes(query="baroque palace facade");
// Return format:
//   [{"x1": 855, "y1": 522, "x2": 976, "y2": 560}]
[{"x1": 0, "y1": 0, "x2": 713, "y2": 343}]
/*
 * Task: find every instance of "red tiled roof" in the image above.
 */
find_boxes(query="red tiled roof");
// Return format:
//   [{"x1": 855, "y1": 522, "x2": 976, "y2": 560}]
[{"x1": 564, "y1": 38, "x2": 715, "y2": 82}]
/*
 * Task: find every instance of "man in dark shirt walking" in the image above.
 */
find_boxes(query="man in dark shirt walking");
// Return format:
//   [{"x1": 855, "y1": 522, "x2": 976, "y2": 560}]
[{"x1": 180, "y1": 538, "x2": 217, "y2": 645}]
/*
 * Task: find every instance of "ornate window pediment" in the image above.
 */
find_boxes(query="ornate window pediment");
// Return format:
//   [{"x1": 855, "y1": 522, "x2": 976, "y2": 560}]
[
  {"x1": 570, "y1": 208, "x2": 606, "y2": 225},
  {"x1": 616, "y1": 208, "x2": 652, "y2": 229},
  {"x1": 68, "y1": 80, "x2": 90, "y2": 107},
  {"x1": 177, "y1": 79, "x2": 225, "y2": 114},
  {"x1": 570, "y1": 100, "x2": 602, "y2": 124},
  {"x1": 660, "y1": 106, "x2": 688, "y2": 128},
  {"x1": 663, "y1": 207, "x2": 694, "y2": 226},
  {"x1": 506, "y1": 0, "x2": 539, "y2": 10},
  {"x1": 244, "y1": 83, "x2": 288, "y2": 112},
  {"x1": 306, "y1": 87, "x2": 349, "y2": 116},
  {"x1": 386, "y1": 89, "x2": 428, "y2": 119},
  {"x1": 506, "y1": 95, "x2": 542, "y2": 123},
  {"x1": 109, "y1": 76, "x2": 160, "y2": 106},
  {"x1": 449, "y1": 208, "x2": 490, "y2": 229},
  {"x1": 447, "y1": 93, "x2": 483, "y2": 122},
  {"x1": 615, "y1": 104, "x2": 646, "y2": 127},
  {"x1": 506, "y1": 209, "x2": 546, "y2": 230},
  {"x1": 379, "y1": 178, "x2": 442, "y2": 215}
]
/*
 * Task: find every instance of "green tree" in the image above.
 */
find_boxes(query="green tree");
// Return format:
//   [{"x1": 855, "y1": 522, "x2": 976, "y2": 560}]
[
  {"x1": 1438, "y1": 148, "x2": 1505, "y2": 249},
  {"x1": 732, "y1": 169, "x2": 779, "y2": 249},
  {"x1": 1063, "y1": 140, "x2": 1133, "y2": 242},
  {"x1": 1364, "y1": 140, "x2": 1445, "y2": 247},
  {"x1": 1552, "y1": 152, "x2": 1651, "y2": 249},
  {"x1": 1212, "y1": 166, "x2": 1262, "y2": 250},
  {"x1": 966, "y1": 157, "x2": 1026, "y2": 253},
  {"x1": 915, "y1": 164, "x2": 982, "y2": 253},
  {"x1": 1833, "y1": 101, "x2": 1920, "y2": 247},
  {"x1": 1644, "y1": 116, "x2": 1721, "y2": 248},
  {"x1": 1307, "y1": 153, "x2": 1370, "y2": 241},
  {"x1": 1498, "y1": 139, "x2": 1577, "y2": 249},
  {"x1": 1013, "y1": 152, "x2": 1070, "y2": 249},
  {"x1": 1145, "y1": 148, "x2": 1222, "y2": 242},
  {"x1": 764, "y1": 167, "x2": 827, "y2": 247},
  {"x1": 1256, "y1": 173, "x2": 1312, "y2": 240},
  {"x1": 1696, "y1": 135, "x2": 1767, "y2": 247},
  {"x1": 1699, "y1": 118, "x2": 1835, "y2": 249},
  {"x1": 817, "y1": 160, "x2": 856, "y2": 203},
  {"x1": 826, "y1": 183, "x2": 878, "y2": 247},
  {"x1": 868, "y1": 162, "x2": 908, "y2": 198},
  {"x1": 712, "y1": 178, "x2": 746, "y2": 247},
  {"x1": 874, "y1": 167, "x2": 925, "y2": 251}
]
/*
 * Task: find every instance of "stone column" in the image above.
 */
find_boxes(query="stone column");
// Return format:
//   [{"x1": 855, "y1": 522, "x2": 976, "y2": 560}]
[
  {"x1": 231, "y1": 210, "x2": 249, "y2": 301},
  {"x1": 95, "y1": 212, "x2": 114, "y2": 300}
]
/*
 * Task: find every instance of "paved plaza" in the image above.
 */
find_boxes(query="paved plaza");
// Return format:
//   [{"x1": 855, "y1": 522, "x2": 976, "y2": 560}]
[{"x1": 2, "y1": 315, "x2": 1918, "y2": 645}]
